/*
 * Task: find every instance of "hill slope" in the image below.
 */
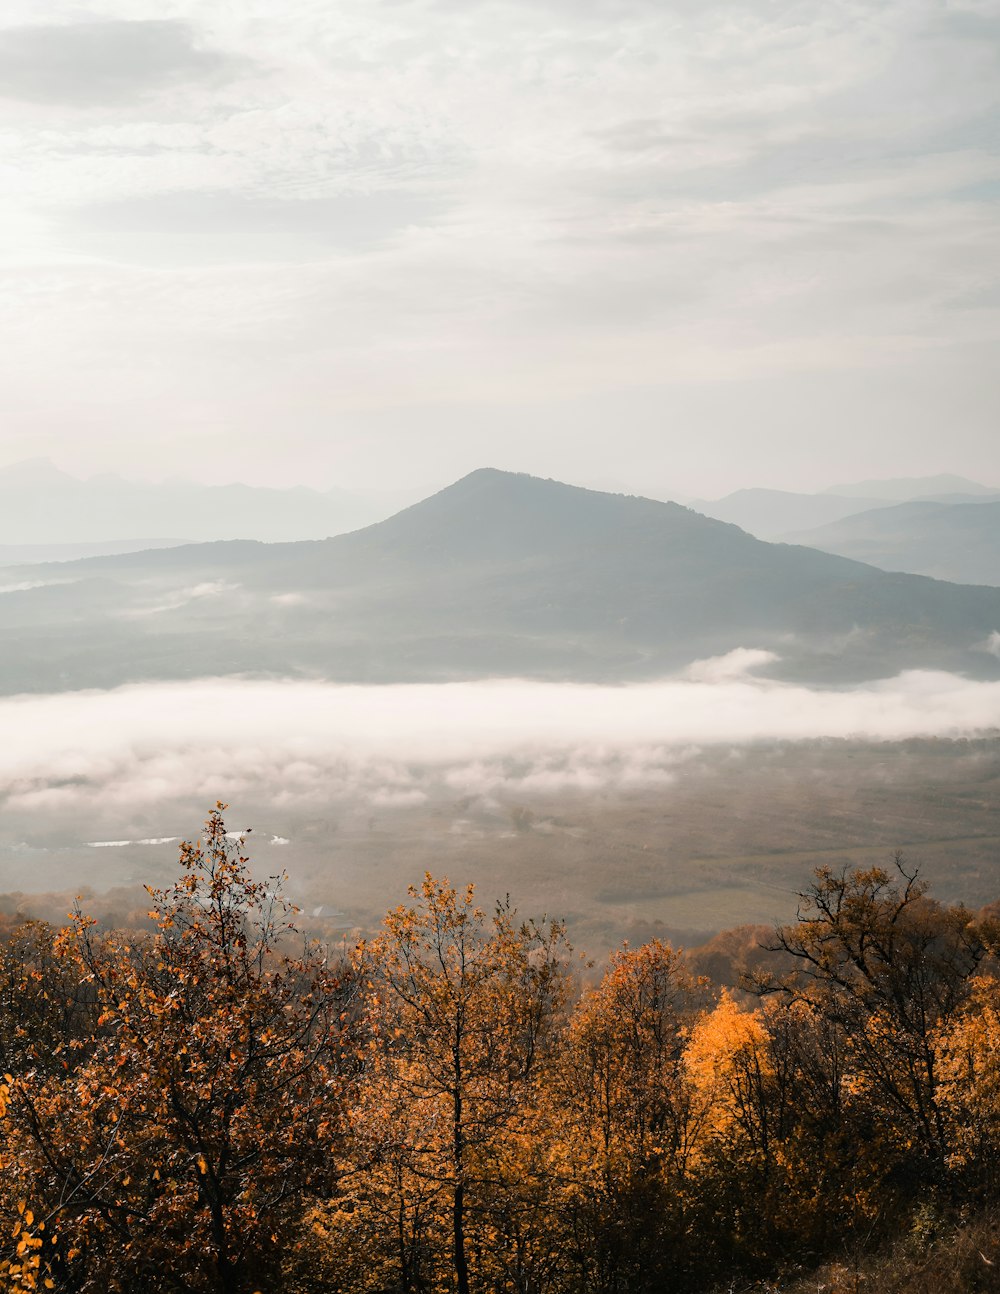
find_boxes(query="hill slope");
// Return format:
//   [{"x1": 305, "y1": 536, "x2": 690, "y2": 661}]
[
  {"x1": 690, "y1": 488, "x2": 894, "y2": 540},
  {"x1": 788, "y1": 500, "x2": 1000, "y2": 584},
  {"x1": 1, "y1": 469, "x2": 999, "y2": 692}
]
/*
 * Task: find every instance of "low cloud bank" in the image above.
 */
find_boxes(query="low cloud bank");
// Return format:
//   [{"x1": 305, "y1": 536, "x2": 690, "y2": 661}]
[
  {"x1": 1, "y1": 655, "x2": 999, "y2": 813},
  {"x1": 120, "y1": 581, "x2": 241, "y2": 618}
]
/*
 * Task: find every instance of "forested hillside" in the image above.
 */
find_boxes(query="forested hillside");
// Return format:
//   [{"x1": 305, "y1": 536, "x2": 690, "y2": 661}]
[{"x1": 3, "y1": 808, "x2": 1000, "y2": 1293}]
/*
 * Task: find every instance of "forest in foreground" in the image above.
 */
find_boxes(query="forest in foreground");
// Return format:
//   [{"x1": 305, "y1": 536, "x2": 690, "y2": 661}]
[{"x1": 3, "y1": 806, "x2": 1000, "y2": 1294}]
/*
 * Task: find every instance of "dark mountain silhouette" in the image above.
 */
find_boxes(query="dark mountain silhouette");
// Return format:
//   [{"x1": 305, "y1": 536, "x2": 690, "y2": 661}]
[
  {"x1": 787, "y1": 499, "x2": 1000, "y2": 585},
  {"x1": 1, "y1": 469, "x2": 999, "y2": 692}
]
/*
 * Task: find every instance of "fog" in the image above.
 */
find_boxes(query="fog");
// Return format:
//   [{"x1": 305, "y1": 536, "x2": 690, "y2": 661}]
[{"x1": 2, "y1": 655, "x2": 999, "y2": 816}]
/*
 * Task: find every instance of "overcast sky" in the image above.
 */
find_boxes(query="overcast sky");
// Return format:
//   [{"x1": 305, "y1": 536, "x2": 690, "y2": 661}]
[{"x1": 0, "y1": 0, "x2": 997, "y2": 497}]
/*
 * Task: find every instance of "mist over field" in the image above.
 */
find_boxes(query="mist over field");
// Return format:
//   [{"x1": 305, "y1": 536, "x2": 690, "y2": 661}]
[
  {"x1": 1, "y1": 656, "x2": 998, "y2": 945},
  {"x1": 1, "y1": 652, "x2": 998, "y2": 812},
  {"x1": 2, "y1": 659, "x2": 1000, "y2": 816},
  {"x1": 2, "y1": 468, "x2": 999, "y2": 946}
]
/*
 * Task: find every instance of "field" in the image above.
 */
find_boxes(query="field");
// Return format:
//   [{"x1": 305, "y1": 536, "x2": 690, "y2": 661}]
[{"x1": 3, "y1": 734, "x2": 998, "y2": 951}]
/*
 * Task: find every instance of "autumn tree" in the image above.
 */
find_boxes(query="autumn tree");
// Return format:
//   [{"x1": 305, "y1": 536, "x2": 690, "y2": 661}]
[
  {"x1": 764, "y1": 857, "x2": 987, "y2": 1182},
  {"x1": 338, "y1": 875, "x2": 570, "y2": 1294},
  {"x1": 0, "y1": 1078, "x2": 52, "y2": 1293},
  {"x1": 0, "y1": 921, "x2": 99, "y2": 1083},
  {"x1": 682, "y1": 991, "x2": 887, "y2": 1276},
  {"x1": 3, "y1": 806, "x2": 355, "y2": 1294},
  {"x1": 551, "y1": 940, "x2": 705, "y2": 1293},
  {"x1": 937, "y1": 973, "x2": 1000, "y2": 1198}
]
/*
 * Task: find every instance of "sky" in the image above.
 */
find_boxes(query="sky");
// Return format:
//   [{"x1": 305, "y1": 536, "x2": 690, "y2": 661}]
[{"x1": 0, "y1": 0, "x2": 998, "y2": 497}]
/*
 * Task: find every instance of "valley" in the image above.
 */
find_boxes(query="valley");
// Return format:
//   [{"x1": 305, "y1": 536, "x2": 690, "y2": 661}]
[{"x1": 4, "y1": 735, "x2": 998, "y2": 952}]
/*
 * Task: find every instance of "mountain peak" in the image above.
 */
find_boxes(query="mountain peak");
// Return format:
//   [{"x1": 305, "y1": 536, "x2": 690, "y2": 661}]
[{"x1": 346, "y1": 466, "x2": 739, "y2": 570}]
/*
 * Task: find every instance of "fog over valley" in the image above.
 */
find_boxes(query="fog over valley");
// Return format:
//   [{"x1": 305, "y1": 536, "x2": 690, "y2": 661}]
[
  {"x1": 1, "y1": 465, "x2": 999, "y2": 942},
  {"x1": 3, "y1": 663, "x2": 1000, "y2": 943},
  {"x1": 6, "y1": 664, "x2": 1000, "y2": 818}
]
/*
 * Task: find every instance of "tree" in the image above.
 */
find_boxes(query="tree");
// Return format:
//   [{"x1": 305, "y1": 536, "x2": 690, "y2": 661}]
[
  {"x1": 552, "y1": 940, "x2": 705, "y2": 1294},
  {"x1": 0, "y1": 921, "x2": 100, "y2": 1082},
  {"x1": 765, "y1": 856, "x2": 987, "y2": 1179},
  {"x1": 937, "y1": 976, "x2": 1000, "y2": 1197},
  {"x1": 3, "y1": 806, "x2": 354, "y2": 1294},
  {"x1": 343, "y1": 875, "x2": 570, "y2": 1294}
]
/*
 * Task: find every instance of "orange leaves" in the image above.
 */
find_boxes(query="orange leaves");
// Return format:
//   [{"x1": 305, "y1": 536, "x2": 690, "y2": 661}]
[
  {"x1": 346, "y1": 875, "x2": 571, "y2": 1292},
  {"x1": 0, "y1": 806, "x2": 352, "y2": 1294},
  {"x1": 685, "y1": 991, "x2": 770, "y2": 1090},
  {"x1": 7, "y1": 824, "x2": 1000, "y2": 1292},
  {"x1": 0, "y1": 1201, "x2": 49, "y2": 1292}
]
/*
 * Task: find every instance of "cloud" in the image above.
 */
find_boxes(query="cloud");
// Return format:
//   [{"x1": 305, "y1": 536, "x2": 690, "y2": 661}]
[
  {"x1": 63, "y1": 190, "x2": 450, "y2": 266},
  {"x1": 0, "y1": 580, "x2": 63, "y2": 594},
  {"x1": 0, "y1": 19, "x2": 242, "y2": 106},
  {"x1": 683, "y1": 647, "x2": 778, "y2": 683},
  {"x1": 0, "y1": 666, "x2": 998, "y2": 816},
  {"x1": 0, "y1": 0, "x2": 997, "y2": 494},
  {"x1": 119, "y1": 580, "x2": 239, "y2": 617}
]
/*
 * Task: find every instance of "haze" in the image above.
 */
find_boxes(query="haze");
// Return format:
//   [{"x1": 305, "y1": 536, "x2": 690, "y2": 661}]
[
  {"x1": 5, "y1": 660, "x2": 1000, "y2": 817},
  {"x1": 1, "y1": 3, "x2": 1000, "y2": 947}
]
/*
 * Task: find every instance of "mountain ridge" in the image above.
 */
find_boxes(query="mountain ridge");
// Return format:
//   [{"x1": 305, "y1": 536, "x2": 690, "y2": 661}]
[
  {"x1": 1, "y1": 468, "x2": 998, "y2": 693},
  {"x1": 788, "y1": 499, "x2": 1000, "y2": 584},
  {"x1": 0, "y1": 456, "x2": 409, "y2": 545}
]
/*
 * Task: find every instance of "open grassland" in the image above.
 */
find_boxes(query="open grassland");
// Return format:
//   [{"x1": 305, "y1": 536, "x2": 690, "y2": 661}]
[{"x1": 3, "y1": 735, "x2": 998, "y2": 950}]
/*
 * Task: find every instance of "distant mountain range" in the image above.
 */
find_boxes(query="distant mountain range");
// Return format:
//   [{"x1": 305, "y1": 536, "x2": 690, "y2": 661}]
[
  {"x1": 0, "y1": 457, "x2": 424, "y2": 547},
  {"x1": 691, "y1": 479, "x2": 1000, "y2": 544},
  {"x1": 822, "y1": 474, "x2": 999, "y2": 501},
  {"x1": 4, "y1": 456, "x2": 996, "y2": 566},
  {"x1": 690, "y1": 489, "x2": 896, "y2": 541},
  {"x1": 787, "y1": 500, "x2": 1000, "y2": 585},
  {"x1": 1, "y1": 469, "x2": 998, "y2": 693}
]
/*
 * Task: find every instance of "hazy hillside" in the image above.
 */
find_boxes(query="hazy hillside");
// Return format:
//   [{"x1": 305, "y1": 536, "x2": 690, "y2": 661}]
[
  {"x1": 788, "y1": 499, "x2": 1000, "y2": 584},
  {"x1": 689, "y1": 481, "x2": 1000, "y2": 543},
  {"x1": 0, "y1": 457, "x2": 398, "y2": 544},
  {"x1": 1, "y1": 469, "x2": 999, "y2": 693},
  {"x1": 690, "y1": 487, "x2": 894, "y2": 540}
]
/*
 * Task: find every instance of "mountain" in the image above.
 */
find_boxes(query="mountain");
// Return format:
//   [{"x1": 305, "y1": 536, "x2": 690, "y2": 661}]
[
  {"x1": 786, "y1": 500, "x2": 1000, "y2": 585},
  {"x1": 823, "y1": 474, "x2": 998, "y2": 501},
  {"x1": 690, "y1": 489, "x2": 895, "y2": 541},
  {"x1": 0, "y1": 458, "x2": 398, "y2": 544},
  {"x1": 1, "y1": 468, "x2": 999, "y2": 693}
]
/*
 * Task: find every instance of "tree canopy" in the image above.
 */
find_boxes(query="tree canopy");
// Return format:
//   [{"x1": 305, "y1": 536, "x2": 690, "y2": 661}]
[{"x1": 3, "y1": 817, "x2": 1000, "y2": 1293}]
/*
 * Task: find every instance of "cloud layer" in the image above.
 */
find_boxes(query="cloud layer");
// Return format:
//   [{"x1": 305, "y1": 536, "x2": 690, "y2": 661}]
[
  {"x1": 0, "y1": 0, "x2": 996, "y2": 495},
  {"x1": 2, "y1": 662, "x2": 999, "y2": 814},
  {"x1": 0, "y1": 20, "x2": 239, "y2": 105}
]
